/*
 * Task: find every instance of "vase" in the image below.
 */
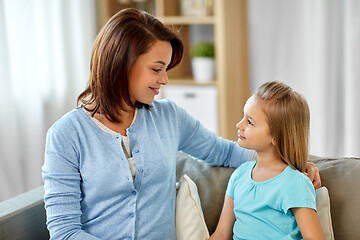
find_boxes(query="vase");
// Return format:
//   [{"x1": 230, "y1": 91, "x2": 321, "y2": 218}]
[{"x1": 191, "y1": 57, "x2": 215, "y2": 82}]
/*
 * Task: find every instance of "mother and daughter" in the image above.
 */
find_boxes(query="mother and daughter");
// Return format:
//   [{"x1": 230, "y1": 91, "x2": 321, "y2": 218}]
[{"x1": 42, "y1": 8, "x2": 322, "y2": 239}]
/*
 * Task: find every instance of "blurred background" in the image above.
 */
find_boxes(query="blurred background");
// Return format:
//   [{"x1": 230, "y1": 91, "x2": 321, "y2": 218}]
[{"x1": 0, "y1": 0, "x2": 359, "y2": 201}]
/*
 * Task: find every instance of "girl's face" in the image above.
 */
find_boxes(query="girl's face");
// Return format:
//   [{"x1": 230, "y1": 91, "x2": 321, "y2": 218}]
[
  {"x1": 128, "y1": 40, "x2": 173, "y2": 105},
  {"x1": 236, "y1": 96, "x2": 275, "y2": 153}
]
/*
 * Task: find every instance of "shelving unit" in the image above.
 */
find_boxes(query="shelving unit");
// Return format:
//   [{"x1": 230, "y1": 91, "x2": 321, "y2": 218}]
[{"x1": 95, "y1": 0, "x2": 250, "y2": 140}]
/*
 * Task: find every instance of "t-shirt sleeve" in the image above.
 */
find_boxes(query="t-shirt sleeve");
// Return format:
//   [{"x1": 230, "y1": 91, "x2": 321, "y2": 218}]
[
  {"x1": 226, "y1": 161, "x2": 252, "y2": 199},
  {"x1": 226, "y1": 168, "x2": 237, "y2": 199},
  {"x1": 281, "y1": 173, "x2": 317, "y2": 214}
]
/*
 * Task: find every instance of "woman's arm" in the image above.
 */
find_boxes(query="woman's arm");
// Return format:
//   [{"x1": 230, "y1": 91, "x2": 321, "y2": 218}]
[
  {"x1": 173, "y1": 101, "x2": 253, "y2": 167},
  {"x1": 43, "y1": 127, "x2": 101, "y2": 240},
  {"x1": 209, "y1": 194, "x2": 235, "y2": 240},
  {"x1": 293, "y1": 207, "x2": 325, "y2": 240}
]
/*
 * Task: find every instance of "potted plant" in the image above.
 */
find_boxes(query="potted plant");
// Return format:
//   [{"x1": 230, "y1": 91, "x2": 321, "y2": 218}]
[{"x1": 190, "y1": 41, "x2": 215, "y2": 82}]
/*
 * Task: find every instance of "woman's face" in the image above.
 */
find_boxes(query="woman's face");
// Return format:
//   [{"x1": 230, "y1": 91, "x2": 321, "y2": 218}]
[{"x1": 128, "y1": 40, "x2": 173, "y2": 105}]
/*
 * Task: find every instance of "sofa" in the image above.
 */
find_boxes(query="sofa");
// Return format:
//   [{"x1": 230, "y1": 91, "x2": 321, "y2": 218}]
[{"x1": 1, "y1": 152, "x2": 359, "y2": 239}]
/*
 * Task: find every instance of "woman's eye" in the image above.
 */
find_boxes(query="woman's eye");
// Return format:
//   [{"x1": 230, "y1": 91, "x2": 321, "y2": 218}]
[{"x1": 152, "y1": 68, "x2": 161, "y2": 73}]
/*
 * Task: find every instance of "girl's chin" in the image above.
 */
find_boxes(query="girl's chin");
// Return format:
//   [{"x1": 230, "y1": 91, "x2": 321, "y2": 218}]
[{"x1": 237, "y1": 140, "x2": 250, "y2": 149}]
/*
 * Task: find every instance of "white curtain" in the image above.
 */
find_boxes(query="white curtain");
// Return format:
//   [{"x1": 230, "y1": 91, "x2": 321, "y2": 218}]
[
  {"x1": 248, "y1": 0, "x2": 360, "y2": 158},
  {"x1": 0, "y1": 0, "x2": 96, "y2": 201}
]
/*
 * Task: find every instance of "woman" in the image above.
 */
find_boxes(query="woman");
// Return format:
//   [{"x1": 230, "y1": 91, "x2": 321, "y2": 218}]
[{"x1": 42, "y1": 8, "x2": 321, "y2": 240}]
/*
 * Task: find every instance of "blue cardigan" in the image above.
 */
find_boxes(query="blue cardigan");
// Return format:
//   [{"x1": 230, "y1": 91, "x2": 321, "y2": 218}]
[{"x1": 42, "y1": 99, "x2": 251, "y2": 240}]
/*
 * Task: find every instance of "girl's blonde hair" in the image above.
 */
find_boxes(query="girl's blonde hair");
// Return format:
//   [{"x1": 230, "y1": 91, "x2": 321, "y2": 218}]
[{"x1": 255, "y1": 81, "x2": 310, "y2": 172}]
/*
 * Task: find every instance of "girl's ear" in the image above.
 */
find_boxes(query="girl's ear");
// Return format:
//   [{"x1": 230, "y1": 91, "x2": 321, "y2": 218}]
[{"x1": 271, "y1": 138, "x2": 276, "y2": 146}]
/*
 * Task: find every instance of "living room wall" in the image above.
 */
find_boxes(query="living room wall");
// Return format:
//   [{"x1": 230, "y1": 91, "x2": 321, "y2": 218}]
[{"x1": 0, "y1": 0, "x2": 359, "y2": 202}]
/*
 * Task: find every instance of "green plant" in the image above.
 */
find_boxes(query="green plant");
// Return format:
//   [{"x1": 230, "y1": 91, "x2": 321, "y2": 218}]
[{"x1": 190, "y1": 41, "x2": 215, "y2": 58}]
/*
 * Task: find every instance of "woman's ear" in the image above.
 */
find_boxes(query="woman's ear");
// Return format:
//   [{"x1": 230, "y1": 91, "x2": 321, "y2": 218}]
[{"x1": 271, "y1": 138, "x2": 276, "y2": 146}]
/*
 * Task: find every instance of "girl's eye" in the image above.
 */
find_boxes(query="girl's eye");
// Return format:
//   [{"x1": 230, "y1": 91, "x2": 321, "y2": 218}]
[
  {"x1": 152, "y1": 68, "x2": 161, "y2": 73},
  {"x1": 248, "y1": 119, "x2": 253, "y2": 126}
]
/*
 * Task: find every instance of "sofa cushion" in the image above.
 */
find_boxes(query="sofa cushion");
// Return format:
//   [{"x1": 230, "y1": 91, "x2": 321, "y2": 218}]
[
  {"x1": 316, "y1": 187, "x2": 334, "y2": 240},
  {"x1": 176, "y1": 174, "x2": 209, "y2": 240},
  {"x1": 176, "y1": 152, "x2": 235, "y2": 234},
  {"x1": 310, "y1": 156, "x2": 360, "y2": 240}
]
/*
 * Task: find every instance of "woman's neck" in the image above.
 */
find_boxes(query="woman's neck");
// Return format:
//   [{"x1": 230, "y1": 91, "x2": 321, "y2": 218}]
[{"x1": 87, "y1": 103, "x2": 136, "y2": 136}]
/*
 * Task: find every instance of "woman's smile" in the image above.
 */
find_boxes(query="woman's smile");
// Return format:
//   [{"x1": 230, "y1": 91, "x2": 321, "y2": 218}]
[{"x1": 149, "y1": 87, "x2": 160, "y2": 95}]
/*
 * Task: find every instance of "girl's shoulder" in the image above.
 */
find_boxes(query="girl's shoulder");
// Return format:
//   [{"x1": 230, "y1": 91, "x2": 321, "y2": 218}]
[
  {"x1": 231, "y1": 160, "x2": 256, "y2": 179},
  {"x1": 284, "y1": 166, "x2": 313, "y2": 186},
  {"x1": 280, "y1": 166, "x2": 315, "y2": 198},
  {"x1": 280, "y1": 166, "x2": 316, "y2": 213}
]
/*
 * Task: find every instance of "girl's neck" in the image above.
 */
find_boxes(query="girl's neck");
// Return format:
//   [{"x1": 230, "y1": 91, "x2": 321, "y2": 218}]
[
  {"x1": 252, "y1": 151, "x2": 288, "y2": 182},
  {"x1": 255, "y1": 147, "x2": 285, "y2": 166}
]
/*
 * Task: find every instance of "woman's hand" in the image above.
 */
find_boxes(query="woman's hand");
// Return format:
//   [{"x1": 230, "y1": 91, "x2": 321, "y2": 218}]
[{"x1": 305, "y1": 162, "x2": 321, "y2": 189}]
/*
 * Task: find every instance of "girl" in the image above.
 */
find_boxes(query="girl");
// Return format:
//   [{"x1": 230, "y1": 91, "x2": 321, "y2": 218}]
[{"x1": 210, "y1": 81, "x2": 325, "y2": 240}]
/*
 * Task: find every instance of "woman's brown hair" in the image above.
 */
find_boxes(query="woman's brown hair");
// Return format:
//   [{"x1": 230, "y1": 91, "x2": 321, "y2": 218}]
[
  {"x1": 77, "y1": 8, "x2": 183, "y2": 122},
  {"x1": 255, "y1": 81, "x2": 310, "y2": 172}
]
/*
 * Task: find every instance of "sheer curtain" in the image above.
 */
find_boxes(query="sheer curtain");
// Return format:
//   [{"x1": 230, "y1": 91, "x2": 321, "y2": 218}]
[
  {"x1": 0, "y1": 0, "x2": 96, "y2": 201},
  {"x1": 248, "y1": 0, "x2": 360, "y2": 158}
]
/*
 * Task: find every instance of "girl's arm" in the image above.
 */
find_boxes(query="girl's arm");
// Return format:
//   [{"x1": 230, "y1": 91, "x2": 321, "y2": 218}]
[
  {"x1": 293, "y1": 207, "x2": 325, "y2": 240},
  {"x1": 209, "y1": 194, "x2": 235, "y2": 240}
]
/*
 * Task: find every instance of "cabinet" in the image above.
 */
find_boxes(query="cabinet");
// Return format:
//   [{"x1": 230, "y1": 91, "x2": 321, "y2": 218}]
[
  {"x1": 96, "y1": 0, "x2": 250, "y2": 140},
  {"x1": 164, "y1": 85, "x2": 218, "y2": 134}
]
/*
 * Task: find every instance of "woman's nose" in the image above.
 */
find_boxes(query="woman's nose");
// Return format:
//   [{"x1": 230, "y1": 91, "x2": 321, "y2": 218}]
[{"x1": 158, "y1": 72, "x2": 169, "y2": 85}]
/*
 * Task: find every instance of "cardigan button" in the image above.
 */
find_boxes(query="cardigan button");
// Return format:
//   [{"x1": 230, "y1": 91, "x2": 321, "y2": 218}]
[{"x1": 134, "y1": 149, "x2": 139, "y2": 154}]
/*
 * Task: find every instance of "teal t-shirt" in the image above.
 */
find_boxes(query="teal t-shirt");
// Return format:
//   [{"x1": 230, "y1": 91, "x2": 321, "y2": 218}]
[{"x1": 226, "y1": 160, "x2": 316, "y2": 240}]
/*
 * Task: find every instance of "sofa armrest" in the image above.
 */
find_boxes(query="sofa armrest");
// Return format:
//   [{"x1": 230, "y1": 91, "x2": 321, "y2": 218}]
[{"x1": 0, "y1": 186, "x2": 49, "y2": 240}]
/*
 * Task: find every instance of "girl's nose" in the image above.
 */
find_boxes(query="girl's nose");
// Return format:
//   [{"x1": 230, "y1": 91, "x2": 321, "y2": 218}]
[{"x1": 236, "y1": 117, "x2": 245, "y2": 130}]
